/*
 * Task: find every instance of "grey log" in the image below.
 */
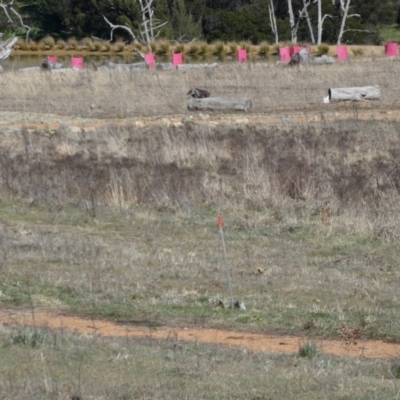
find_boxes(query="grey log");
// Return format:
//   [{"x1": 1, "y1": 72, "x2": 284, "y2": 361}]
[
  {"x1": 187, "y1": 97, "x2": 253, "y2": 112},
  {"x1": 328, "y1": 86, "x2": 381, "y2": 101},
  {"x1": 177, "y1": 62, "x2": 219, "y2": 70},
  {"x1": 100, "y1": 61, "x2": 147, "y2": 70},
  {"x1": 310, "y1": 55, "x2": 335, "y2": 64}
]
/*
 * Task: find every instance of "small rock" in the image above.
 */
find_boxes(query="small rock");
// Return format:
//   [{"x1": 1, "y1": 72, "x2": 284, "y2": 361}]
[{"x1": 198, "y1": 113, "x2": 210, "y2": 121}]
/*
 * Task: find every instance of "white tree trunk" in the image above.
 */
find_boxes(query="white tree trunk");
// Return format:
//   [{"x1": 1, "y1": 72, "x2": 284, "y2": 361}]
[
  {"x1": 268, "y1": 0, "x2": 279, "y2": 44},
  {"x1": 288, "y1": 0, "x2": 297, "y2": 43},
  {"x1": 337, "y1": 0, "x2": 350, "y2": 45},
  {"x1": 303, "y1": 0, "x2": 315, "y2": 44},
  {"x1": 315, "y1": 0, "x2": 333, "y2": 45}
]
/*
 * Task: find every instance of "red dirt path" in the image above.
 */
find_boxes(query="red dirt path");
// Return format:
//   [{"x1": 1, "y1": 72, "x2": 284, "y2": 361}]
[{"x1": 1, "y1": 309, "x2": 400, "y2": 359}]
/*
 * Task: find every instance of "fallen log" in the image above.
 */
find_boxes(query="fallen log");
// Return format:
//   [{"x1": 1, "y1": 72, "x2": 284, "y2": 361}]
[
  {"x1": 310, "y1": 55, "x2": 335, "y2": 64},
  {"x1": 177, "y1": 62, "x2": 218, "y2": 70},
  {"x1": 156, "y1": 62, "x2": 174, "y2": 70},
  {"x1": 41, "y1": 59, "x2": 64, "y2": 70},
  {"x1": 18, "y1": 66, "x2": 41, "y2": 72},
  {"x1": 100, "y1": 61, "x2": 147, "y2": 70},
  {"x1": 328, "y1": 86, "x2": 381, "y2": 102},
  {"x1": 188, "y1": 97, "x2": 253, "y2": 112}
]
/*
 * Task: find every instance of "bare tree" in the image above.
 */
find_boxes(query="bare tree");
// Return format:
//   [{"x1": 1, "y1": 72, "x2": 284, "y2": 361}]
[
  {"x1": 336, "y1": 0, "x2": 364, "y2": 45},
  {"x1": 104, "y1": 0, "x2": 167, "y2": 56},
  {"x1": 314, "y1": 0, "x2": 334, "y2": 45},
  {"x1": 287, "y1": 0, "x2": 296, "y2": 43},
  {"x1": 290, "y1": 0, "x2": 316, "y2": 45},
  {"x1": 0, "y1": 34, "x2": 17, "y2": 61},
  {"x1": 0, "y1": 0, "x2": 33, "y2": 42},
  {"x1": 268, "y1": 0, "x2": 279, "y2": 44},
  {"x1": 302, "y1": 0, "x2": 315, "y2": 44}
]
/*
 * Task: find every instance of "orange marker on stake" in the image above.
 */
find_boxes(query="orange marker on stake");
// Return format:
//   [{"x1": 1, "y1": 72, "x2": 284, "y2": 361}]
[{"x1": 218, "y1": 216, "x2": 234, "y2": 309}]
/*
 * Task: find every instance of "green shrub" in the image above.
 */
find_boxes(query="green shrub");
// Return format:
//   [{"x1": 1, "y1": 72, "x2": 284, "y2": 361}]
[
  {"x1": 299, "y1": 341, "x2": 319, "y2": 359},
  {"x1": 7, "y1": 328, "x2": 47, "y2": 348}
]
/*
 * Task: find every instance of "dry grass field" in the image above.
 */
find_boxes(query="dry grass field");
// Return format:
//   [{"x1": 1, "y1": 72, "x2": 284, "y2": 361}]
[{"x1": 1, "y1": 58, "x2": 400, "y2": 398}]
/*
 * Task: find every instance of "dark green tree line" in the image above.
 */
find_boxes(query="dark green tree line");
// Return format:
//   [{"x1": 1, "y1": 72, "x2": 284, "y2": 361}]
[{"x1": 1, "y1": 0, "x2": 399, "y2": 44}]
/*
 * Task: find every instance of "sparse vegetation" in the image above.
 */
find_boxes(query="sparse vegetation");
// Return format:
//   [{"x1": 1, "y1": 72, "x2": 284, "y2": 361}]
[
  {"x1": 299, "y1": 342, "x2": 320, "y2": 359},
  {"x1": 0, "y1": 55, "x2": 400, "y2": 399}
]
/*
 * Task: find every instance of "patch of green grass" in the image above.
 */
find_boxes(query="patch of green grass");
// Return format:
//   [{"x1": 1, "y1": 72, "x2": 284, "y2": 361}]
[{"x1": 299, "y1": 341, "x2": 319, "y2": 359}]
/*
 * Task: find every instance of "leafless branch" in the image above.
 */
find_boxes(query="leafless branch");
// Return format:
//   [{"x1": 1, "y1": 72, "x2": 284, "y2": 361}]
[
  {"x1": 0, "y1": 0, "x2": 34, "y2": 42},
  {"x1": 103, "y1": 15, "x2": 145, "y2": 59}
]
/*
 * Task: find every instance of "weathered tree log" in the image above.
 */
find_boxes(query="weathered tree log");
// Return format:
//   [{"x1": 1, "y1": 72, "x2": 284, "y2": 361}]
[
  {"x1": 310, "y1": 55, "x2": 335, "y2": 64},
  {"x1": 328, "y1": 86, "x2": 381, "y2": 101},
  {"x1": 177, "y1": 63, "x2": 218, "y2": 70},
  {"x1": 100, "y1": 61, "x2": 147, "y2": 70},
  {"x1": 187, "y1": 97, "x2": 253, "y2": 112},
  {"x1": 156, "y1": 62, "x2": 174, "y2": 70},
  {"x1": 18, "y1": 66, "x2": 41, "y2": 72},
  {"x1": 41, "y1": 59, "x2": 64, "y2": 70}
]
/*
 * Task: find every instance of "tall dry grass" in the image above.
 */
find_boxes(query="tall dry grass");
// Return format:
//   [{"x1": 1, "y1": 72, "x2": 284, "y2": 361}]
[
  {"x1": 0, "y1": 59, "x2": 398, "y2": 118},
  {"x1": 0, "y1": 57, "x2": 399, "y2": 341}
]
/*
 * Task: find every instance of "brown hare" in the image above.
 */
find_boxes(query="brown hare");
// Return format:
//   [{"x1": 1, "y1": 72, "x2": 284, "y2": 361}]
[{"x1": 321, "y1": 201, "x2": 332, "y2": 225}]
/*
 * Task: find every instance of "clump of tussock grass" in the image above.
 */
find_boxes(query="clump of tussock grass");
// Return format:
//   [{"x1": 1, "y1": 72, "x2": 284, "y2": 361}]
[
  {"x1": 15, "y1": 38, "x2": 29, "y2": 50},
  {"x1": 318, "y1": 43, "x2": 330, "y2": 55},
  {"x1": 352, "y1": 47, "x2": 364, "y2": 56},
  {"x1": 81, "y1": 37, "x2": 97, "y2": 52},
  {"x1": 56, "y1": 39, "x2": 67, "y2": 50},
  {"x1": 198, "y1": 42, "x2": 209, "y2": 55},
  {"x1": 28, "y1": 40, "x2": 39, "y2": 51},
  {"x1": 101, "y1": 41, "x2": 112, "y2": 52},
  {"x1": 37, "y1": 40, "x2": 48, "y2": 51},
  {"x1": 67, "y1": 38, "x2": 80, "y2": 51},
  {"x1": 272, "y1": 44, "x2": 280, "y2": 54},
  {"x1": 187, "y1": 43, "x2": 200, "y2": 55},
  {"x1": 149, "y1": 41, "x2": 157, "y2": 53},
  {"x1": 42, "y1": 35, "x2": 56, "y2": 49},
  {"x1": 239, "y1": 41, "x2": 252, "y2": 53},
  {"x1": 299, "y1": 342, "x2": 319, "y2": 359},
  {"x1": 7, "y1": 327, "x2": 48, "y2": 348},
  {"x1": 113, "y1": 40, "x2": 126, "y2": 53},
  {"x1": 173, "y1": 43, "x2": 185, "y2": 54},
  {"x1": 156, "y1": 40, "x2": 171, "y2": 55},
  {"x1": 212, "y1": 41, "x2": 226, "y2": 56},
  {"x1": 227, "y1": 42, "x2": 238, "y2": 55},
  {"x1": 258, "y1": 41, "x2": 270, "y2": 56}
]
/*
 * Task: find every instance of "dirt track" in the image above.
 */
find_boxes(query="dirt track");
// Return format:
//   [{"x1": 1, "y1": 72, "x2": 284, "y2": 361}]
[
  {"x1": 0, "y1": 102, "x2": 399, "y2": 133},
  {"x1": 1, "y1": 309, "x2": 400, "y2": 359}
]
